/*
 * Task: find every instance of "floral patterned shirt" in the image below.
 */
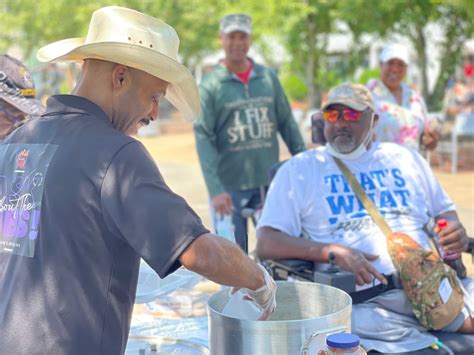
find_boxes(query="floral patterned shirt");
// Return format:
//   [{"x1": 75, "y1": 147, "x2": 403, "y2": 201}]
[{"x1": 367, "y1": 79, "x2": 429, "y2": 151}]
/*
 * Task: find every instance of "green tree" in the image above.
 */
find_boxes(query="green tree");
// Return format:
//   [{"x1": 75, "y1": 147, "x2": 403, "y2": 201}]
[
  {"x1": 1, "y1": 0, "x2": 472, "y2": 111},
  {"x1": 387, "y1": 0, "x2": 472, "y2": 110},
  {"x1": 281, "y1": 73, "x2": 308, "y2": 101},
  {"x1": 255, "y1": 0, "x2": 340, "y2": 108},
  {"x1": 259, "y1": 0, "x2": 473, "y2": 110},
  {"x1": 341, "y1": 0, "x2": 473, "y2": 110},
  {"x1": 424, "y1": 0, "x2": 473, "y2": 110},
  {"x1": 253, "y1": 0, "x2": 385, "y2": 108},
  {"x1": 0, "y1": 0, "x2": 106, "y2": 55},
  {"x1": 0, "y1": 0, "x2": 228, "y2": 68}
]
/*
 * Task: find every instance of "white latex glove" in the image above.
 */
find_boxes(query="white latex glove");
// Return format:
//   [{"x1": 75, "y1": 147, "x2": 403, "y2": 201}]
[{"x1": 234, "y1": 264, "x2": 277, "y2": 320}]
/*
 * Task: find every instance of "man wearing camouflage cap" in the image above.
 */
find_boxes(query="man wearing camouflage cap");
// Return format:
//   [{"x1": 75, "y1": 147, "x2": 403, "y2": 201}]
[
  {"x1": 257, "y1": 83, "x2": 473, "y2": 352},
  {"x1": 0, "y1": 54, "x2": 44, "y2": 139},
  {"x1": 193, "y1": 13, "x2": 305, "y2": 252}
]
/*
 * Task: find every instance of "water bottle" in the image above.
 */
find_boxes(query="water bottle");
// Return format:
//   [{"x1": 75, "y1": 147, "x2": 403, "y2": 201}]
[
  {"x1": 215, "y1": 213, "x2": 236, "y2": 244},
  {"x1": 436, "y1": 219, "x2": 467, "y2": 279},
  {"x1": 318, "y1": 333, "x2": 366, "y2": 355}
]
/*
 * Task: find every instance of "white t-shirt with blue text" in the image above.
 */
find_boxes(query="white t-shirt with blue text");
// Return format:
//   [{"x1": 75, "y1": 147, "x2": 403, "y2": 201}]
[{"x1": 257, "y1": 142, "x2": 454, "y2": 277}]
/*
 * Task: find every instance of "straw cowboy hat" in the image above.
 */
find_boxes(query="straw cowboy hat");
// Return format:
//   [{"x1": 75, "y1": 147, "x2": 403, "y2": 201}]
[{"x1": 36, "y1": 6, "x2": 200, "y2": 118}]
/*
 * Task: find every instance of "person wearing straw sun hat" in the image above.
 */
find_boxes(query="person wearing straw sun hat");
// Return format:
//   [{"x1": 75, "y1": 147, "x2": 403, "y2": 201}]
[{"x1": 0, "y1": 6, "x2": 276, "y2": 355}]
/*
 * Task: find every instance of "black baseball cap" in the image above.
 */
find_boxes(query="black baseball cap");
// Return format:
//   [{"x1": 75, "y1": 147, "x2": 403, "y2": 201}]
[{"x1": 0, "y1": 54, "x2": 44, "y2": 116}]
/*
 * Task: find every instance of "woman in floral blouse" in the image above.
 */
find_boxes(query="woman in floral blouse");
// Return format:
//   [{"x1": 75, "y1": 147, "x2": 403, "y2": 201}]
[{"x1": 368, "y1": 44, "x2": 438, "y2": 151}]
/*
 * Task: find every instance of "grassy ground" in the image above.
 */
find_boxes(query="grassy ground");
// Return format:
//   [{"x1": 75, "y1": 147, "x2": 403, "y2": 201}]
[{"x1": 138, "y1": 131, "x2": 474, "y2": 274}]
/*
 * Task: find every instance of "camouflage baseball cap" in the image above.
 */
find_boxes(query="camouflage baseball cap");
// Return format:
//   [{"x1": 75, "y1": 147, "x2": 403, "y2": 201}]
[
  {"x1": 321, "y1": 83, "x2": 374, "y2": 112},
  {"x1": 0, "y1": 54, "x2": 44, "y2": 116},
  {"x1": 220, "y1": 14, "x2": 251, "y2": 34}
]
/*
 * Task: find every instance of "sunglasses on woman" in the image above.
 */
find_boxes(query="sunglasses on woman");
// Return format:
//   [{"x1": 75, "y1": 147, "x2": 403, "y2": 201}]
[{"x1": 322, "y1": 108, "x2": 363, "y2": 123}]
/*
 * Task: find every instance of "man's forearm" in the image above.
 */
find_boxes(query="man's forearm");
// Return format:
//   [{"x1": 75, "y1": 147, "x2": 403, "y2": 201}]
[
  {"x1": 256, "y1": 226, "x2": 344, "y2": 263},
  {"x1": 179, "y1": 233, "x2": 264, "y2": 291}
]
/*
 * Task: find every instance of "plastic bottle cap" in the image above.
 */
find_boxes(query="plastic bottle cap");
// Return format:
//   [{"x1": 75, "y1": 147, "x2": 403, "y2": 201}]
[
  {"x1": 436, "y1": 219, "x2": 448, "y2": 229},
  {"x1": 326, "y1": 333, "x2": 360, "y2": 349}
]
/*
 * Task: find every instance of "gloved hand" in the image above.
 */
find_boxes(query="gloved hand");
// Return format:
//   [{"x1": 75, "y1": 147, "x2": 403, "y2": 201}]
[{"x1": 240, "y1": 264, "x2": 277, "y2": 320}]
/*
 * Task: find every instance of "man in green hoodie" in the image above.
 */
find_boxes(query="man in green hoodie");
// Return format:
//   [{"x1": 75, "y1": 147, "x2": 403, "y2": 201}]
[{"x1": 193, "y1": 13, "x2": 306, "y2": 252}]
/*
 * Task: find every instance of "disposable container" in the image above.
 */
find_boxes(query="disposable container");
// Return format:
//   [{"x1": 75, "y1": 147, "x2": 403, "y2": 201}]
[{"x1": 221, "y1": 289, "x2": 261, "y2": 320}]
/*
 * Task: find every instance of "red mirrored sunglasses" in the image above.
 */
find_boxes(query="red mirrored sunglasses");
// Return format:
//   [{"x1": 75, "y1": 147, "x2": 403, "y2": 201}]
[{"x1": 322, "y1": 108, "x2": 362, "y2": 123}]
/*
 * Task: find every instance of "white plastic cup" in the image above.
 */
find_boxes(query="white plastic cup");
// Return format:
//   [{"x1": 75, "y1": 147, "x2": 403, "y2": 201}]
[{"x1": 222, "y1": 290, "x2": 261, "y2": 320}]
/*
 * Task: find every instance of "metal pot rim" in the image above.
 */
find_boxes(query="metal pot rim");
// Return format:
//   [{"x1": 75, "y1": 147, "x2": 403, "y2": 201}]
[{"x1": 207, "y1": 281, "x2": 352, "y2": 326}]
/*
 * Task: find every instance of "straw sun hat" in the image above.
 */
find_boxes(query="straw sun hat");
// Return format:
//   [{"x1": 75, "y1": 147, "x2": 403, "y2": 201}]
[{"x1": 36, "y1": 6, "x2": 200, "y2": 118}]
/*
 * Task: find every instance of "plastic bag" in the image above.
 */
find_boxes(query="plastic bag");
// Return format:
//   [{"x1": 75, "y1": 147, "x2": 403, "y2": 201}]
[
  {"x1": 127, "y1": 317, "x2": 209, "y2": 354},
  {"x1": 222, "y1": 289, "x2": 261, "y2": 320},
  {"x1": 135, "y1": 259, "x2": 202, "y2": 304},
  {"x1": 215, "y1": 214, "x2": 236, "y2": 243}
]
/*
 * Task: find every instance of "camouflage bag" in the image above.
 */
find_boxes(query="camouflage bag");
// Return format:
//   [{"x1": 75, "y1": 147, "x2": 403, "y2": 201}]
[
  {"x1": 387, "y1": 232, "x2": 464, "y2": 330},
  {"x1": 334, "y1": 158, "x2": 464, "y2": 330}
]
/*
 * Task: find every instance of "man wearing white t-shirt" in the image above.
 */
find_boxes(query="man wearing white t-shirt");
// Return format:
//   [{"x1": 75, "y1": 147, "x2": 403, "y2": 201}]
[{"x1": 256, "y1": 83, "x2": 473, "y2": 353}]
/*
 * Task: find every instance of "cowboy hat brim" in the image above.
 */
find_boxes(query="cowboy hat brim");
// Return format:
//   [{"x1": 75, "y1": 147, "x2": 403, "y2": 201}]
[{"x1": 36, "y1": 38, "x2": 200, "y2": 118}]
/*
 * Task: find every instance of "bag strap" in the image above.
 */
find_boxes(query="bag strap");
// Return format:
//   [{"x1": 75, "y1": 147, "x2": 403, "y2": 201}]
[{"x1": 333, "y1": 157, "x2": 393, "y2": 238}]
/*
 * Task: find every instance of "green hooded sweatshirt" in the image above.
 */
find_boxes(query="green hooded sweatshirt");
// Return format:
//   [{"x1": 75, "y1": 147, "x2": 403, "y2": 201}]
[{"x1": 193, "y1": 61, "x2": 306, "y2": 197}]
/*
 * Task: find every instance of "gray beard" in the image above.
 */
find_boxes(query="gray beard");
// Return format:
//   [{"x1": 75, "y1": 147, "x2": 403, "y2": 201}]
[{"x1": 331, "y1": 135, "x2": 357, "y2": 153}]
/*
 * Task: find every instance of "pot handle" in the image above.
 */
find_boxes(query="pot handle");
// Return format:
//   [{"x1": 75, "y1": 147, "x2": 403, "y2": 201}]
[{"x1": 300, "y1": 325, "x2": 349, "y2": 355}]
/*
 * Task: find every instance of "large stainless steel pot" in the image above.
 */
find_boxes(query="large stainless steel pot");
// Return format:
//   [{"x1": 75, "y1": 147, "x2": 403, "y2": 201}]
[{"x1": 207, "y1": 281, "x2": 352, "y2": 355}]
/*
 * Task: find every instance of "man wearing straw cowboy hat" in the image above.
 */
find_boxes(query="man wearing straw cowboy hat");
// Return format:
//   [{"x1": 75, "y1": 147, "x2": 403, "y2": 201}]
[{"x1": 0, "y1": 6, "x2": 276, "y2": 355}]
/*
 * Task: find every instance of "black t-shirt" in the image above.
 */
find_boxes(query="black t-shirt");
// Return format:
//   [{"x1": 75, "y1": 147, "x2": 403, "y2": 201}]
[{"x1": 0, "y1": 95, "x2": 208, "y2": 354}]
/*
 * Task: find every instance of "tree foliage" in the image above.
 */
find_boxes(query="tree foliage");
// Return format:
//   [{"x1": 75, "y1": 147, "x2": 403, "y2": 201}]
[
  {"x1": 359, "y1": 0, "x2": 474, "y2": 110},
  {"x1": 0, "y1": 0, "x2": 228, "y2": 65},
  {"x1": 1, "y1": 0, "x2": 472, "y2": 110}
]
